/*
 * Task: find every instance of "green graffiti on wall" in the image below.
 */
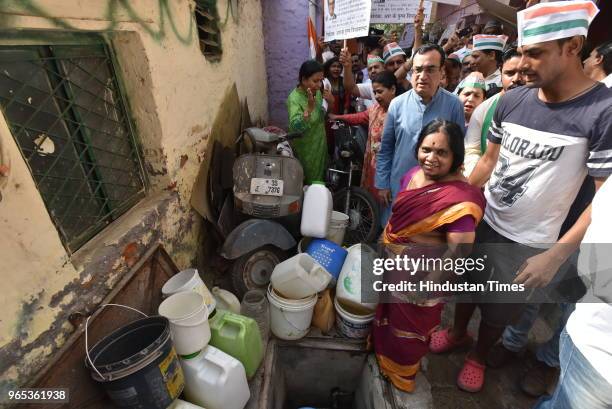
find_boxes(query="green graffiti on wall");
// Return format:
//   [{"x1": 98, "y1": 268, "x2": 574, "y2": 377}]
[{"x1": 0, "y1": 0, "x2": 195, "y2": 45}]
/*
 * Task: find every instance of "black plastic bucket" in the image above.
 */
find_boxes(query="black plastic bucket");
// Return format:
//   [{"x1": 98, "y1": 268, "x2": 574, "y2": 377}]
[{"x1": 86, "y1": 316, "x2": 184, "y2": 409}]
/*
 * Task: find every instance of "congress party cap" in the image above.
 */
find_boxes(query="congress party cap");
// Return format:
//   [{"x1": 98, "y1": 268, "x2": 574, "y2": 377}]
[
  {"x1": 517, "y1": 1, "x2": 599, "y2": 47},
  {"x1": 473, "y1": 34, "x2": 508, "y2": 52},
  {"x1": 383, "y1": 42, "x2": 406, "y2": 63},
  {"x1": 458, "y1": 72, "x2": 486, "y2": 91}
]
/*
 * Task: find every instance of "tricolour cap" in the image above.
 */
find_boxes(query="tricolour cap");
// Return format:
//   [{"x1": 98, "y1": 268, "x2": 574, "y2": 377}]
[
  {"x1": 473, "y1": 34, "x2": 508, "y2": 52},
  {"x1": 367, "y1": 54, "x2": 384, "y2": 66},
  {"x1": 517, "y1": 0, "x2": 599, "y2": 47},
  {"x1": 457, "y1": 72, "x2": 486, "y2": 91},
  {"x1": 382, "y1": 42, "x2": 406, "y2": 63}
]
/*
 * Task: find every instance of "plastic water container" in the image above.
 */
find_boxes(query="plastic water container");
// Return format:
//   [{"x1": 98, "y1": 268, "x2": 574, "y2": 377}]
[
  {"x1": 334, "y1": 297, "x2": 375, "y2": 339},
  {"x1": 162, "y1": 269, "x2": 216, "y2": 316},
  {"x1": 158, "y1": 292, "x2": 211, "y2": 356},
  {"x1": 271, "y1": 253, "x2": 332, "y2": 299},
  {"x1": 168, "y1": 399, "x2": 206, "y2": 409},
  {"x1": 336, "y1": 244, "x2": 378, "y2": 313},
  {"x1": 211, "y1": 287, "x2": 241, "y2": 314},
  {"x1": 300, "y1": 182, "x2": 332, "y2": 238},
  {"x1": 208, "y1": 309, "x2": 263, "y2": 379},
  {"x1": 267, "y1": 284, "x2": 317, "y2": 340},
  {"x1": 305, "y1": 238, "x2": 348, "y2": 283},
  {"x1": 180, "y1": 345, "x2": 250, "y2": 409},
  {"x1": 325, "y1": 211, "x2": 349, "y2": 245},
  {"x1": 240, "y1": 290, "x2": 270, "y2": 347}
]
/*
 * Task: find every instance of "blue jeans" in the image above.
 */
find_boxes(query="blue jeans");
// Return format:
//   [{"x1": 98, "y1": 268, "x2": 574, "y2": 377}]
[
  {"x1": 534, "y1": 328, "x2": 612, "y2": 409},
  {"x1": 502, "y1": 303, "x2": 574, "y2": 368}
]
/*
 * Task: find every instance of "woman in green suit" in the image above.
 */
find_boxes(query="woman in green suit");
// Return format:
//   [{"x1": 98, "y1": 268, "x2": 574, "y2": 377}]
[{"x1": 286, "y1": 60, "x2": 331, "y2": 184}]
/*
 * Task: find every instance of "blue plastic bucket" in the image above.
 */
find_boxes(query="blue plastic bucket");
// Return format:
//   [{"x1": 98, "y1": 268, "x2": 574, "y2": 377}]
[{"x1": 305, "y1": 238, "x2": 348, "y2": 282}]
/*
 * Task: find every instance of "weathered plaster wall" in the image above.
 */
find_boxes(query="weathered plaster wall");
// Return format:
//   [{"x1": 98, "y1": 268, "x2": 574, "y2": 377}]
[
  {"x1": 262, "y1": 0, "x2": 311, "y2": 128},
  {"x1": 0, "y1": 0, "x2": 268, "y2": 393}
]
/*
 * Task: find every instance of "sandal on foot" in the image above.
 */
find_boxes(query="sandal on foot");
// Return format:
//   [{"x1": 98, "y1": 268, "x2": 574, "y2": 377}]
[
  {"x1": 457, "y1": 358, "x2": 486, "y2": 393},
  {"x1": 429, "y1": 328, "x2": 473, "y2": 354}
]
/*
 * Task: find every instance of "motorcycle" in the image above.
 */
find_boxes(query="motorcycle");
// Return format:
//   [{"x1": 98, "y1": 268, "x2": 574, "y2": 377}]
[
  {"x1": 221, "y1": 127, "x2": 303, "y2": 297},
  {"x1": 326, "y1": 120, "x2": 380, "y2": 245}
]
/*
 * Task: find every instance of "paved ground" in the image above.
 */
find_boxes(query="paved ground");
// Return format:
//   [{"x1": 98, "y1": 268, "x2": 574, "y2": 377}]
[{"x1": 419, "y1": 304, "x2": 559, "y2": 409}]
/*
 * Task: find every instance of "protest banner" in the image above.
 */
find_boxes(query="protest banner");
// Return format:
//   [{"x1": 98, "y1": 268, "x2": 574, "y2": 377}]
[
  {"x1": 324, "y1": 0, "x2": 372, "y2": 42},
  {"x1": 370, "y1": 0, "x2": 433, "y2": 24}
]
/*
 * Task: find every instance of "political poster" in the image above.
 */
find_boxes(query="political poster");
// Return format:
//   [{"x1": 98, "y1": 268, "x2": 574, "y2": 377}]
[
  {"x1": 370, "y1": 0, "x2": 433, "y2": 24},
  {"x1": 324, "y1": 0, "x2": 372, "y2": 42}
]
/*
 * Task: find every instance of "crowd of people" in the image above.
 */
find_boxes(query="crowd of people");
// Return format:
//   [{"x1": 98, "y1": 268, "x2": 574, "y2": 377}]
[{"x1": 285, "y1": 1, "x2": 611, "y2": 407}]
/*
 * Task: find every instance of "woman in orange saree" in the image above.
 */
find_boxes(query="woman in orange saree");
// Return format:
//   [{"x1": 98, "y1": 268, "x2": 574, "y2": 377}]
[{"x1": 372, "y1": 119, "x2": 486, "y2": 392}]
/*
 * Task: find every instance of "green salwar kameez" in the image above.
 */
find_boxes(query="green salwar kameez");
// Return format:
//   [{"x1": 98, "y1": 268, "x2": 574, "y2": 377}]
[{"x1": 286, "y1": 88, "x2": 327, "y2": 184}]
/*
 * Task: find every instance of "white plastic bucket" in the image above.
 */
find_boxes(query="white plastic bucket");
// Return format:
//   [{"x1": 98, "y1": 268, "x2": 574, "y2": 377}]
[
  {"x1": 158, "y1": 292, "x2": 211, "y2": 356},
  {"x1": 334, "y1": 297, "x2": 375, "y2": 339},
  {"x1": 162, "y1": 268, "x2": 216, "y2": 316},
  {"x1": 325, "y1": 211, "x2": 349, "y2": 245},
  {"x1": 267, "y1": 284, "x2": 317, "y2": 340}
]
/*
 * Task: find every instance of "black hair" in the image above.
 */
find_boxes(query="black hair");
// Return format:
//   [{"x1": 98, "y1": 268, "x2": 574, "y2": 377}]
[
  {"x1": 595, "y1": 40, "x2": 612, "y2": 75},
  {"x1": 298, "y1": 60, "x2": 324, "y2": 84},
  {"x1": 414, "y1": 119, "x2": 465, "y2": 174},
  {"x1": 415, "y1": 43, "x2": 446, "y2": 66},
  {"x1": 323, "y1": 57, "x2": 342, "y2": 78},
  {"x1": 502, "y1": 47, "x2": 519, "y2": 63},
  {"x1": 371, "y1": 71, "x2": 398, "y2": 95}
]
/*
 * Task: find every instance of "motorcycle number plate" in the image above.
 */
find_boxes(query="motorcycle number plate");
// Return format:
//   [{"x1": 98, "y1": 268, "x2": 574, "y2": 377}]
[{"x1": 250, "y1": 178, "x2": 284, "y2": 196}]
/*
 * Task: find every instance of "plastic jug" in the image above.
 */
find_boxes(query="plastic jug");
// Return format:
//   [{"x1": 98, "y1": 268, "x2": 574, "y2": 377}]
[
  {"x1": 300, "y1": 182, "x2": 332, "y2": 238},
  {"x1": 270, "y1": 253, "x2": 332, "y2": 299},
  {"x1": 208, "y1": 309, "x2": 263, "y2": 379},
  {"x1": 168, "y1": 399, "x2": 206, "y2": 409},
  {"x1": 180, "y1": 346, "x2": 250, "y2": 409},
  {"x1": 336, "y1": 244, "x2": 378, "y2": 313},
  {"x1": 211, "y1": 287, "x2": 241, "y2": 314}
]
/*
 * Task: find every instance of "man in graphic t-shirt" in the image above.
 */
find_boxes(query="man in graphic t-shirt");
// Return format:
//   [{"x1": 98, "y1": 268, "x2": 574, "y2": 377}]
[{"x1": 429, "y1": 1, "x2": 612, "y2": 393}]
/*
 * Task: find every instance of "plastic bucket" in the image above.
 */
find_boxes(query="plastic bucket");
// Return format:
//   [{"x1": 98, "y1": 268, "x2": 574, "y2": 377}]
[
  {"x1": 267, "y1": 284, "x2": 317, "y2": 340},
  {"x1": 162, "y1": 268, "x2": 216, "y2": 315},
  {"x1": 334, "y1": 297, "x2": 375, "y2": 339},
  {"x1": 305, "y1": 238, "x2": 348, "y2": 283},
  {"x1": 325, "y1": 211, "x2": 349, "y2": 245},
  {"x1": 158, "y1": 292, "x2": 211, "y2": 356},
  {"x1": 86, "y1": 316, "x2": 184, "y2": 409}
]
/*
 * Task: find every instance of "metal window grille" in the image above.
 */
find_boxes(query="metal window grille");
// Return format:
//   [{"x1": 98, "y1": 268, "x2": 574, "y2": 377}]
[
  {"x1": 195, "y1": 0, "x2": 222, "y2": 61},
  {"x1": 0, "y1": 41, "x2": 146, "y2": 252}
]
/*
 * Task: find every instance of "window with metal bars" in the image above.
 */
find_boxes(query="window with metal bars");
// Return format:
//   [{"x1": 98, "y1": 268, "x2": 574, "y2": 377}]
[
  {"x1": 0, "y1": 38, "x2": 146, "y2": 252},
  {"x1": 195, "y1": 0, "x2": 223, "y2": 61}
]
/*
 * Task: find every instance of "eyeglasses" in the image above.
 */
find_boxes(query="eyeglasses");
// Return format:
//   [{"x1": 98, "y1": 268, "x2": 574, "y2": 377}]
[{"x1": 413, "y1": 65, "x2": 440, "y2": 75}]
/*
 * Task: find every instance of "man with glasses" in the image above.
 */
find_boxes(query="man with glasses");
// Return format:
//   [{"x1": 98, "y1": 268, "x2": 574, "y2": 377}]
[{"x1": 375, "y1": 44, "x2": 465, "y2": 225}]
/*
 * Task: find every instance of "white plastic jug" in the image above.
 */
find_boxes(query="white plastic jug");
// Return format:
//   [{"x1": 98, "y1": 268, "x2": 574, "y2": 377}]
[
  {"x1": 168, "y1": 399, "x2": 206, "y2": 409},
  {"x1": 336, "y1": 244, "x2": 378, "y2": 313},
  {"x1": 211, "y1": 287, "x2": 241, "y2": 314},
  {"x1": 271, "y1": 253, "x2": 332, "y2": 299},
  {"x1": 180, "y1": 346, "x2": 250, "y2": 409},
  {"x1": 300, "y1": 182, "x2": 332, "y2": 238}
]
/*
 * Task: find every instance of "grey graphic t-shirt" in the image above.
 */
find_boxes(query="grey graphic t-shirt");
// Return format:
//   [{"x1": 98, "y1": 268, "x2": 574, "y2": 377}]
[{"x1": 485, "y1": 84, "x2": 612, "y2": 244}]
